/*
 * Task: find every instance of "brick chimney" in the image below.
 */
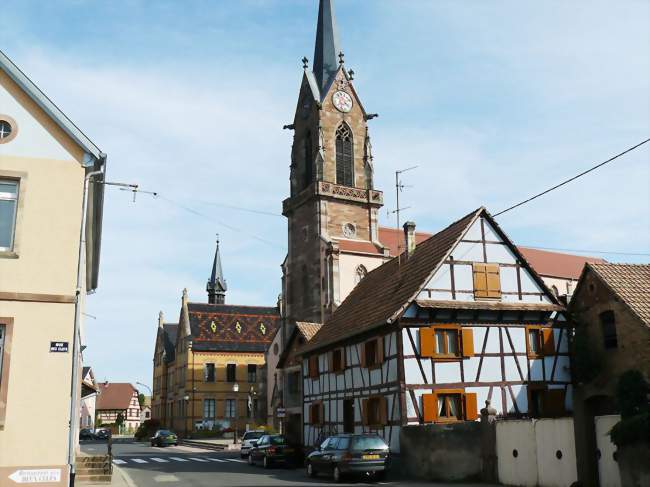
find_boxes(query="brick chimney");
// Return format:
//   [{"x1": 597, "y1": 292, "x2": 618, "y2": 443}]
[{"x1": 403, "y1": 221, "x2": 416, "y2": 256}]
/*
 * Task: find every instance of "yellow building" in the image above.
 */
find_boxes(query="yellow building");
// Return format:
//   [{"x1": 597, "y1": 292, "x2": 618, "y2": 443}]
[
  {"x1": 152, "y1": 242, "x2": 280, "y2": 438},
  {"x1": 0, "y1": 50, "x2": 105, "y2": 483}
]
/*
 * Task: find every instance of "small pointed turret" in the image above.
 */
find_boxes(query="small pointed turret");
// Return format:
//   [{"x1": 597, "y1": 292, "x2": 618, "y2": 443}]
[
  {"x1": 207, "y1": 238, "x2": 227, "y2": 304},
  {"x1": 313, "y1": 0, "x2": 341, "y2": 96}
]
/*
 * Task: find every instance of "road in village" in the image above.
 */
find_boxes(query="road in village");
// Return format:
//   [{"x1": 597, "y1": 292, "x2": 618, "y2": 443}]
[{"x1": 80, "y1": 440, "x2": 480, "y2": 487}]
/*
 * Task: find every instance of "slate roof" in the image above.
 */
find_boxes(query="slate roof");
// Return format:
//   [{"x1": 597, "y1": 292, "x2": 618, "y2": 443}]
[
  {"x1": 162, "y1": 324, "x2": 178, "y2": 363},
  {"x1": 518, "y1": 247, "x2": 606, "y2": 280},
  {"x1": 587, "y1": 263, "x2": 650, "y2": 327},
  {"x1": 188, "y1": 303, "x2": 280, "y2": 353},
  {"x1": 96, "y1": 383, "x2": 137, "y2": 411},
  {"x1": 313, "y1": 0, "x2": 340, "y2": 97},
  {"x1": 302, "y1": 208, "x2": 484, "y2": 353}
]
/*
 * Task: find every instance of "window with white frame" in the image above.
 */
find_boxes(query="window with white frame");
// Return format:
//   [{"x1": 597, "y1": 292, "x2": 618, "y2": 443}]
[
  {"x1": 0, "y1": 180, "x2": 19, "y2": 251},
  {"x1": 225, "y1": 399, "x2": 236, "y2": 418},
  {"x1": 203, "y1": 399, "x2": 215, "y2": 419}
]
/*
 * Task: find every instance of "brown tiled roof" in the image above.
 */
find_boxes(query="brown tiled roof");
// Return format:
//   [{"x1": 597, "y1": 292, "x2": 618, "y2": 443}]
[
  {"x1": 588, "y1": 263, "x2": 650, "y2": 327},
  {"x1": 302, "y1": 208, "x2": 484, "y2": 353},
  {"x1": 378, "y1": 226, "x2": 432, "y2": 256},
  {"x1": 416, "y1": 299, "x2": 562, "y2": 312},
  {"x1": 277, "y1": 322, "x2": 323, "y2": 369},
  {"x1": 295, "y1": 322, "x2": 322, "y2": 341},
  {"x1": 188, "y1": 303, "x2": 280, "y2": 353},
  {"x1": 96, "y1": 383, "x2": 137, "y2": 411},
  {"x1": 337, "y1": 239, "x2": 383, "y2": 255},
  {"x1": 518, "y1": 247, "x2": 606, "y2": 280}
]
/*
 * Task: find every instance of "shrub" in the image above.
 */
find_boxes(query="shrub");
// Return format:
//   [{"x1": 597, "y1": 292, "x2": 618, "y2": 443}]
[
  {"x1": 135, "y1": 419, "x2": 161, "y2": 441},
  {"x1": 610, "y1": 411, "x2": 650, "y2": 447},
  {"x1": 616, "y1": 370, "x2": 649, "y2": 419}
]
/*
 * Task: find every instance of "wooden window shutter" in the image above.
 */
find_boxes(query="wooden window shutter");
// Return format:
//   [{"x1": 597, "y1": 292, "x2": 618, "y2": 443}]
[
  {"x1": 319, "y1": 402, "x2": 324, "y2": 424},
  {"x1": 461, "y1": 328, "x2": 475, "y2": 357},
  {"x1": 544, "y1": 389, "x2": 566, "y2": 417},
  {"x1": 486, "y1": 264, "x2": 502, "y2": 298},
  {"x1": 464, "y1": 393, "x2": 478, "y2": 420},
  {"x1": 379, "y1": 397, "x2": 388, "y2": 425},
  {"x1": 419, "y1": 327, "x2": 434, "y2": 357},
  {"x1": 473, "y1": 263, "x2": 488, "y2": 298},
  {"x1": 362, "y1": 399, "x2": 369, "y2": 426},
  {"x1": 542, "y1": 328, "x2": 555, "y2": 355},
  {"x1": 377, "y1": 337, "x2": 385, "y2": 364},
  {"x1": 422, "y1": 393, "x2": 438, "y2": 423}
]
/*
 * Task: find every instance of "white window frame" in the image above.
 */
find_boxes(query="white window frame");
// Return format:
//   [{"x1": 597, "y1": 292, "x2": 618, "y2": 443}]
[
  {"x1": 0, "y1": 179, "x2": 19, "y2": 252},
  {"x1": 225, "y1": 399, "x2": 236, "y2": 418}
]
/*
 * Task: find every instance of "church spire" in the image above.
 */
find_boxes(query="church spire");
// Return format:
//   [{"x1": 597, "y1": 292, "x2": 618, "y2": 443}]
[
  {"x1": 206, "y1": 237, "x2": 227, "y2": 305},
  {"x1": 313, "y1": 0, "x2": 341, "y2": 96}
]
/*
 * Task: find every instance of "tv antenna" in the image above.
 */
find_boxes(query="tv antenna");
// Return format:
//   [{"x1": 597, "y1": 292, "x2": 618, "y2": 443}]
[{"x1": 389, "y1": 165, "x2": 418, "y2": 264}]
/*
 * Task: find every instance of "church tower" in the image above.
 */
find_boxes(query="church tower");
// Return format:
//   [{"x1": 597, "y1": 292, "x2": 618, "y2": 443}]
[
  {"x1": 282, "y1": 0, "x2": 385, "y2": 325},
  {"x1": 207, "y1": 238, "x2": 227, "y2": 304}
]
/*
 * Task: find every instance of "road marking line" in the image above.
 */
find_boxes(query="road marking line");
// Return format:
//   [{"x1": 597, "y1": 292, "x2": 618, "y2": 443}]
[
  {"x1": 112, "y1": 459, "x2": 127, "y2": 464},
  {"x1": 208, "y1": 458, "x2": 226, "y2": 462},
  {"x1": 150, "y1": 458, "x2": 169, "y2": 463},
  {"x1": 226, "y1": 458, "x2": 245, "y2": 463},
  {"x1": 131, "y1": 458, "x2": 148, "y2": 464},
  {"x1": 169, "y1": 457, "x2": 189, "y2": 462},
  {"x1": 188, "y1": 457, "x2": 208, "y2": 462}
]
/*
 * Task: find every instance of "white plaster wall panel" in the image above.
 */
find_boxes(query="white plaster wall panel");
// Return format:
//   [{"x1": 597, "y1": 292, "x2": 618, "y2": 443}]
[
  {"x1": 350, "y1": 344, "x2": 360, "y2": 366},
  {"x1": 455, "y1": 291, "x2": 475, "y2": 302},
  {"x1": 520, "y1": 272, "x2": 545, "y2": 294},
  {"x1": 303, "y1": 360, "x2": 308, "y2": 376},
  {"x1": 529, "y1": 359, "x2": 544, "y2": 381},
  {"x1": 336, "y1": 374, "x2": 344, "y2": 390},
  {"x1": 478, "y1": 357, "x2": 502, "y2": 382},
  {"x1": 543, "y1": 357, "x2": 555, "y2": 381},
  {"x1": 520, "y1": 294, "x2": 545, "y2": 303},
  {"x1": 338, "y1": 253, "x2": 386, "y2": 302},
  {"x1": 535, "y1": 418, "x2": 578, "y2": 487},
  {"x1": 508, "y1": 327, "x2": 527, "y2": 353},
  {"x1": 386, "y1": 359, "x2": 398, "y2": 382},
  {"x1": 427, "y1": 290, "x2": 454, "y2": 300},
  {"x1": 482, "y1": 219, "x2": 500, "y2": 241},
  {"x1": 465, "y1": 386, "x2": 489, "y2": 415},
  {"x1": 453, "y1": 242, "x2": 484, "y2": 262},
  {"x1": 500, "y1": 265, "x2": 519, "y2": 293},
  {"x1": 386, "y1": 332, "x2": 396, "y2": 356},
  {"x1": 404, "y1": 358, "x2": 422, "y2": 384},
  {"x1": 511, "y1": 384, "x2": 528, "y2": 413},
  {"x1": 344, "y1": 369, "x2": 353, "y2": 388},
  {"x1": 352, "y1": 367, "x2": 362, "y2": 387},
  {"x1": 463, "y1": 357, "x2": 480, "y2": 382},
  {"x1": 464, "y1": 219, "x2": 483, "y2": 240},
  {"x1": 556, "y1": 329, "x2": 569, "y2": 353},
  {"x1": 402, "y1": 329, "x2": 415, "y2": 356},
  {"x1": 552, "y1": 356, "x2": 571, "y2": 382},
  {"x1": 0, "y1": 84, "x2": 79, "y2": 162},
  {"x1": 434, "y1": 362, "x2": 462, "y2": 384},
  {"x1": 496, "y1": 420, "x2": 538, "y2": 487},
  {"x1": 369, "y1": 367, "x2": 381, "y2": 385},
  {"x1": 320, "y1": 354, "x2": 327, "y2": 372},
  {"x1": 485, "y1": 243, "x2": 517, "y2": 264},
  {"x1": 312, "y1": 380, "x2": 320, "y2": 395},
  {"x1": 484, "y1": 328, "x2": 501, "y2": 353},
  {"x1": 595, "y1": 415, "x2": 622, "y2": 487},
  {"x1": 422, "y1": 359, "x2": 433, "y2": 383},
  {"x1": 505, "y1": 356, "x2": 523, "y2": 381},
  {"x1": 472, "y1": 326, "x2": 487, "y2": 352},
  {"x1": 427, "y1": 263, "x2": 452, "y2": 289},
  {"x1": 453, "y1": 264, "x2": 474, "y2": 290}
]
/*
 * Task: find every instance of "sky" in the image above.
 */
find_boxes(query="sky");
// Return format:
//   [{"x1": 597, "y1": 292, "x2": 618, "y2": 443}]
[{"x1": 2, "y1": 0, "x2": 649, "y2": 389}]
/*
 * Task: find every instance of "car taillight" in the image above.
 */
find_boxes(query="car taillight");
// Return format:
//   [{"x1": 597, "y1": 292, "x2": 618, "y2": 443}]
[
  {"x1": 268, "y1": 447, "x2": 276, "y2": 455},
  {"x1": 341, "y1": 452, "x2": 353, "y2": 461}
]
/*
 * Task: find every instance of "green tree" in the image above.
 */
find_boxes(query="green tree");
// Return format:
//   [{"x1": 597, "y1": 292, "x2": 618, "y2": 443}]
[
  {"x1": 617, "y1": 369, "x2": 649, "y2": 418},
  {"x1": 116, "y1": 412, "x2": 125, "y2": 427},
  {"x1": 138, "y1": 393, "x2": 145, "y2": 407}
]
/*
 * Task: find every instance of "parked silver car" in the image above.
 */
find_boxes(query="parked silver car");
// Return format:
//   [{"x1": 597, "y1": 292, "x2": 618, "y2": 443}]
[{"x1": 240, "y1": 430, "x2": 266, "y2": 458}]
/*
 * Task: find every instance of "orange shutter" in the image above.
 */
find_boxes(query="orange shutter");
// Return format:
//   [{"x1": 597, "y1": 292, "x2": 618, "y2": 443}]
[
  {"x1": 461, "y1": 328, "x2": 475, "y2": 357},
  {"x1": 486, "y1": 264, "x2": 502, "y2": 298},
  {"x1": 420, "y1": 327, "x2": 434, "y2": 357},
  {"x1": 422, "y1": 393, "x2": 438, "y2": 423},
  {"x1": 473, "y1": 263, "x2": 488, "y2": 298},
  {"x1": 362, "y1": 399, "x2": 369, "y2": 426},
  {"x1": 464, "y1": 393, "x2": 478, "y2": 420},
  {"x1": 544, "y1": 389, "x2": 566, "y2": 417},
  {"x1": 542, "y1": 328, "x2": 555, "y2": 355},
  {"x1": 376, "y1": 337, "x2": 385, "y2": 364}
]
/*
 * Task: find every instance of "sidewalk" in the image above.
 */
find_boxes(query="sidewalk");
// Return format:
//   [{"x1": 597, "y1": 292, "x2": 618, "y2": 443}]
[{"x1": 78, "y1": 465, "x2": 135, "y2": 487}]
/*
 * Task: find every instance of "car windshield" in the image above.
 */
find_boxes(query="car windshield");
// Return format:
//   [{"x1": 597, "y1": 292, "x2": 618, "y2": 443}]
[
  {"x1": 243, "y1": 432, "x2": 264, "y2": 440},
  {"x1": 350, "y1": 436, "x2": 388, "y2": 451},
  {"x1": 159, "y1": 430, "x2": 172, "y2": 436},
  {"x1": 269, "y1": 436, "x2": 286, "y2": 445}
]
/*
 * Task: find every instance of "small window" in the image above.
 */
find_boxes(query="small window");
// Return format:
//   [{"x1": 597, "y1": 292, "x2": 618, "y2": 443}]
[
  {"x1": 600, "y1": 311, "x2": 617, "y2": 349},
  {"x1": 438, "y1": 393, "x2": 462, "y2": 420},
  {"x1": 203, "y1": 399, "x2": 215, "y2": 419},
  {"x1": 225, "y1": 399, "x2": 236, "y2": 418},
  {"x1": 308, "y1": 356, "x2": 319, "y2": 379},
  {"x1": 528, "y1": 329, "x2": 542, "y2": 356},
  {"x1": 309, "y1": 402, "x2": 323, "y2": 425},
  {"x1": 331, "y1": 348, "x2": 345, "y2": 373},
  {"x1": 435, "y1": 329, "x2": 459, "y2": 356},
  {"x1": 0, "y1": 117, "x2": 17, "y2": 144},
  {"x1": 526, "y1": 326, "x2": 555, "y2": 358},
  {"x1": 364, "y1": 396, "x2": 386, "y2": 426},
  {"x1": 0, "y1": 179, "x2": 19, "y2": 251},
  {"x1": 247, "y1": 364, "x2": 257, "y2": 383},
  {"x1": 204, "y1": 363, "x2": 215, "y2": 382},
  {"x1": 363, "y1": 338, "x2": 383, "y2": 368},
  {"x1": 226, "y1": 364, "x2": 236, "y2": 382},
  {"x1": 472, "y1": 263, "x2": 501, "y2": 299}
]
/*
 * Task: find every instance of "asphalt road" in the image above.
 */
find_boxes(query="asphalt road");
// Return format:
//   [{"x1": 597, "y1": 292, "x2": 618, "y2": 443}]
[{"x1": 80, "y1": 440, "x2": 439, "y2": 487}]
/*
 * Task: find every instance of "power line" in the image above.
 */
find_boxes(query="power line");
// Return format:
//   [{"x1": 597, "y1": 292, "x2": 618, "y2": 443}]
[{"x1": 494, "y1": 138, "x2": 650, "y2": 217}]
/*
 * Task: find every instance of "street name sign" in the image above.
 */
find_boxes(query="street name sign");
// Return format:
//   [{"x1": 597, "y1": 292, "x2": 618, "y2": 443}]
[
  {"x1": 9, "y1": 469, "x2": 62, "y2": 483},
  {"x1": 49, "y1": 342, "x2": 69, "y2": 353},
  {"x1": 276, "y1": 407, "x2": 286, "y2": 418}
]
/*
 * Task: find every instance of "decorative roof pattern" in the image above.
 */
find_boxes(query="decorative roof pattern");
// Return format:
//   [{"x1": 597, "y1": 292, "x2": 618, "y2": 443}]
[
  {"x1": 187, "y1": 303, "x2": 280, "y2": 353},
  {"x1": 588, "y1": 263, "x2": 650, "y2": 327},
  {"x1": 96, "y1": 383, "x2": 137, "y2": 411}
]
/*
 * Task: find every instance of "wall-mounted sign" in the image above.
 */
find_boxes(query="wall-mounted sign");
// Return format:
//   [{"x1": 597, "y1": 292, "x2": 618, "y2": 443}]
[
  {"x1": 9, "y1": 468, "x2": 62, "y2": 483},
  {"x1": 276, "y1": 407, "x2": 286, "y2": 418},
  {"x1": 49, "y1": 342, "x2": 69, "y2": 353}
]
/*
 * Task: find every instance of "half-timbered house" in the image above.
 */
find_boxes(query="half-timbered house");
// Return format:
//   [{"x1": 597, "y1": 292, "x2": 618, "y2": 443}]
[{"x1": 300, "y1": 207, "x2": 571, "y2": 452}]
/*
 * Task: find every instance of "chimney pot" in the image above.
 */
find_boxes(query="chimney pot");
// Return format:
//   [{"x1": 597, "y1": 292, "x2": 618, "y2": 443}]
[{"x1": 403, "y1": 221, "x2": 416, "y2": 256}]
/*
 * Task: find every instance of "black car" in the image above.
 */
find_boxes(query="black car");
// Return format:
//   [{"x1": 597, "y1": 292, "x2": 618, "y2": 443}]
[
  {"x1": 79, "y1": 428, "x2": 95, "y2": 440},
  {"x1": 306, "y1": 434, "x2": 390, "y2": 483},
  {"x1": 94, "y1": 428, "x2": 111, "y2": 440},
  {"x1": 247, "y1": 434, "x2": 295, "y2": 468}
]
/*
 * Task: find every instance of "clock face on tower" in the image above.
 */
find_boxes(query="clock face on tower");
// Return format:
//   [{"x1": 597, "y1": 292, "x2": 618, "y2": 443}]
[{"x1": 332, "y1": 91, "x2": 353, "y2": 113}]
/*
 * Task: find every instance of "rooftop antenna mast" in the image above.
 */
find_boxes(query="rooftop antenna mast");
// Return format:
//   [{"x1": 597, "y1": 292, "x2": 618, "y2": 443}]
[{"x1": 389, "y1": 165, "x2": 418, "y2": 266}]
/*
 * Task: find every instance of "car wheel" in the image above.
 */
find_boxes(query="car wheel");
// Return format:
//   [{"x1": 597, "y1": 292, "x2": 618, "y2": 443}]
[
  {"x1": 263, "y1": 456, "x2": 271, "y2": 469},
  {"x1": 248, "y1": 454, "x2": 254, "y2": 466},
  {"x1": 333, "y1": 466, "x2": 343, "y2": 483},
  {"x1": 151, "y1": 441, "x2": 155, "y2": 447},
  {"x1": 306, "y1": 462, "x2": 316, "y2": 478}
]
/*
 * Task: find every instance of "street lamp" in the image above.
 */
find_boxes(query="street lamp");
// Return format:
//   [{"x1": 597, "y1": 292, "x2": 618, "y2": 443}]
[{"x1": 233, "y1": 383, "x2": 239, "y2": 444}]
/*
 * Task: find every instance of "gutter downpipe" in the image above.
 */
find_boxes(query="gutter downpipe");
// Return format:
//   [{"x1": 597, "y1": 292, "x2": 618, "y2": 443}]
[{"x1": 67, "y1": 168, "x2": 104, "y2": 486}]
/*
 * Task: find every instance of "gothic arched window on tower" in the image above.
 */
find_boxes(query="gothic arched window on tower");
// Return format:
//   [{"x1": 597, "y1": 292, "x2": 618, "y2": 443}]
[
  {"x1": 304, "y1": 131, "x2": 313, "y2": 189},
  {"x1": 355, "y1": 264, "x2": 368, "y2": 285},
  {"x1": 335, "y1": 123, "x2": 354, "y2": 187}
]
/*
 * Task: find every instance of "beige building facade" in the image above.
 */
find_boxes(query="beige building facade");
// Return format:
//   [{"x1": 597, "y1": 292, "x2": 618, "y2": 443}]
[{"x1": 0, "y1": 50, "x2": 105, "y2": 484}]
